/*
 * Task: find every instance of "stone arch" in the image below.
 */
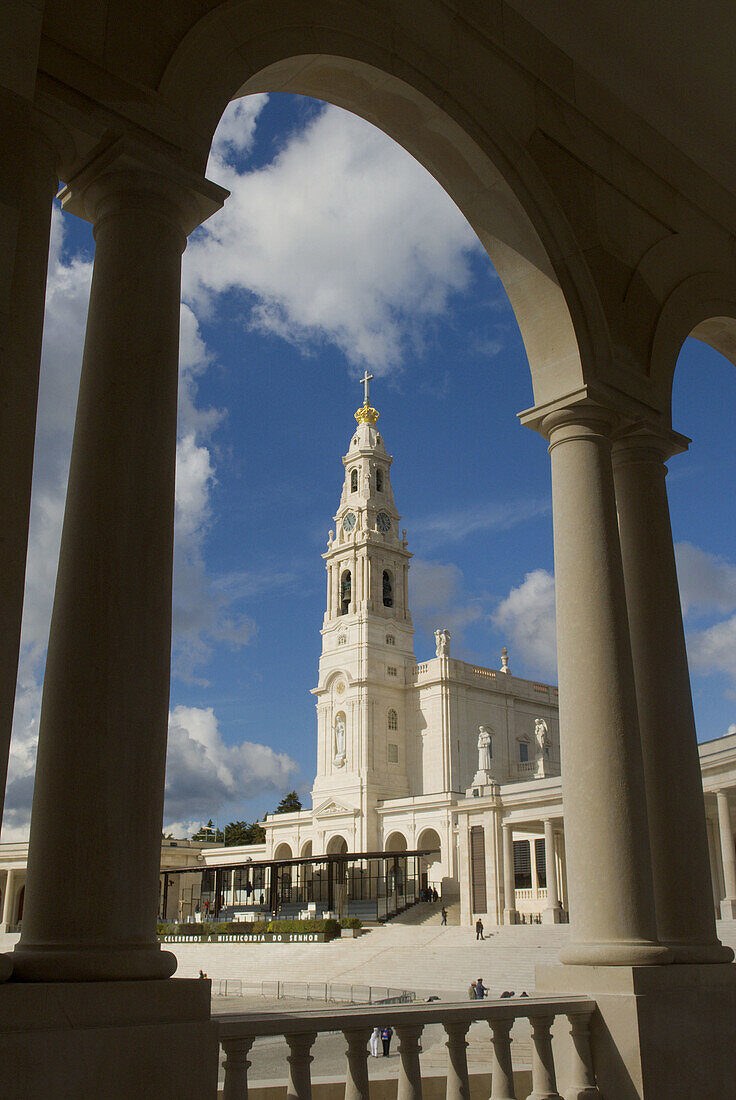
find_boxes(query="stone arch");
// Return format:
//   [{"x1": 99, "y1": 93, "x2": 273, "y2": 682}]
[
  {"x1": 384, "y1": 831, "x2": 408, "y2": 853},
  {"x1": 300, "y1": 840, "x2": 313, "y2": 858},
  {"x1": 273, "y1": 842, "x2": 293, "y2": 861},
  {"x1": 159, "y1": 6, "x2": 608, "y2": 404},
  {"x1": 417, "y1": 827, "x2": 443, "y2": 891},
  {"x1": 326, "y1": 834, "x2": 348, "y2": 855},
  {"x1": 650, "y1": 274, "x2": 736, "y2": 419}
]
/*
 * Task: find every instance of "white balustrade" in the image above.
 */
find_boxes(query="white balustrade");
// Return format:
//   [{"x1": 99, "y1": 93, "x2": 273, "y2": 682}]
[
  {"x1": 527, "y1": 1015, "x2": 563, "y2": 1100},
  {"x1": 444, "y1": 1020, "x2": 470, "y2": 1100},
  {"x1": 217, "y1": 998, "x2": 599, "y2": 1100}
]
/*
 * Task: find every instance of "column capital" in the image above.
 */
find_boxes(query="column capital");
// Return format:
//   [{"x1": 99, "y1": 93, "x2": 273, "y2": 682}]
[
  {"x1": 58, "y1": 136, "x2": 228, "y2": 237},
  {"x1": 611, "y1": 422, "x2": 690, "y2": 466},
  {"x1": 27, "y1": 109, "x2": 76, "y2": 177}
]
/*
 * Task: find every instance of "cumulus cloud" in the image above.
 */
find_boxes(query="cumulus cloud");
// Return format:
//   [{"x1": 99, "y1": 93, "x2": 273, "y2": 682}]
[
  {"x1": 675, "y1": 542, "x2": 736, "y2": 617},
  {"x1": 410, "y1": 559, "x2": 483, "y2": 642},
  {"x1": 164, "y1": 705, "x2": 298, "y2": 827},
  {"x1": 186, "y1": 98, "x2": 480, "y2": 371},
  {"x1": 492, "y1": 569, "x2": 557, "y2": 679},
  {"x1": 687, "y1": 614, "x2": 736, "y2": 690}
]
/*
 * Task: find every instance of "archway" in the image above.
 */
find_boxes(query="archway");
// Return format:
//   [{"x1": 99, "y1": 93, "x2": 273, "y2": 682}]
[
  {"x1": 326, "y1": 835, "x2": 348, "y2": 855},
  {"x1": 384, "y1": 831, "x2": 408, "y2": 853},
  {"x1": 417, "y1": 828, "x2": 442, "y2": 895}
]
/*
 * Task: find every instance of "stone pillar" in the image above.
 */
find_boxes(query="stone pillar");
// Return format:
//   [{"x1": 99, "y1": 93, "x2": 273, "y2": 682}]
[
  {"x1": 542, "y1": 406, "x2": 668, "y2": 966},
  {"x1": 2, "y1": 870, "x2": 16, "y2": 932},
  {"x1": 0, "y1": 117, "x2": 69, "y2": 833},
  {"x1": 613, "y1": 431, "x2": 731, "y2": 962},
  {"x1": 502, "y1": 823, "x2": 518, "y2": 925},
  {"x1": 542, "y1": 819, "x2": 562, "y2": 923},
  {"x1": 716, "y1": 791, "x2": 736, "y2": 919},
  {"x1": 12, "y1": 157, "x2": 225, "y2": 982}
]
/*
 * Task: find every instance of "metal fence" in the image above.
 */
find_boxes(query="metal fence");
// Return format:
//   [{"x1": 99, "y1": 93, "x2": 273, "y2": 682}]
[{"x1": 210, "y1": 978, "x2": 415, "y2": 1004}]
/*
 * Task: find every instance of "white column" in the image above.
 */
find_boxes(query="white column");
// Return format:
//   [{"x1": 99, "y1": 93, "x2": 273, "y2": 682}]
[
  {"x1": 326, "y1": 565, "x2": 332, "y2": 621},
  {"x1": 502, "y1": 823, "x2": 518, "y2": 925},
  {"x1": 543, "y1": 406, "x2": 668, "y2": 966},
  {"x1": 12, "y1": 162, "x2": 224, "y2": 982},
  {"x1": 613, "y1": 431, "x2": 731, "y2": 962},
  {"x1": 716, "y1": 791, "x2": 736, "y2": 919},
  {"x1": 0, "y1": 118, "x2": 67, "y2": 838},
  {"x1": 2, "y1": 870, "x2": 16, "y2": 932},
  {"x1": 542, "y1": 819, "x2": 562, "y2": 923}
]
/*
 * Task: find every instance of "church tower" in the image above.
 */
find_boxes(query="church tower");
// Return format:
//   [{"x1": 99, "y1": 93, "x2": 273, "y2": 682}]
[{"x1": 311, "y1": 375, "x2": 415, "y2": 852}]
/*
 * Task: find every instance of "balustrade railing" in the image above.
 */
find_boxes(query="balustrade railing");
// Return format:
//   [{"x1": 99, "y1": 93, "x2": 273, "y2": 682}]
[{"x1": 218, "y1": 996, "x2": 600, "y2": 1099}]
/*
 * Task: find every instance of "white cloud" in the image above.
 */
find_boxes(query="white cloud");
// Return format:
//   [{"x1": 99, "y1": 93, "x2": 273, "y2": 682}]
[
  {"x1": 209, "y1": 94, "x2": 269, "y2": 164},
  {"x1": 675, "y1": 541, "x2": 736, "y2": 617},
  {"x1": 492, "y1": 569, "x2": 557, "y2": 679},
  {"x1": 164, "y1": 705, "x2": 298, "y2": 825},
  {"x1": 410, "y1": 559, "x2": 483, "y2": 642},
  {"x1": 187, "y1": 99, "x2": 480, "y2": 370},
  {"x1": 414, "y1": 497, "x2": 551, "y2": 548},
  {"x1": 687, "y1": 614, "x2": 736, "y2": 690}
]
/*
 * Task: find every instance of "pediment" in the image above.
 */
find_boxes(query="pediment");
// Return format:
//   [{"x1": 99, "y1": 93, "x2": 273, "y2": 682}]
[{"x1": 314, "y1": 798, "x2": 354, "y2": 818}]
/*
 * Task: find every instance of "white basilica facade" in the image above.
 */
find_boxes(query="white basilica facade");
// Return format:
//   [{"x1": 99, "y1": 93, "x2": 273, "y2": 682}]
[{"x1": 257, "y1": 383, "x2": 568, "y2": 924}]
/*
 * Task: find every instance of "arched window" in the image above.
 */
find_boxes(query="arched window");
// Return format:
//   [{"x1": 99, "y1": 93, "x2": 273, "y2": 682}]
[
  {"x1": 385, "y1": 634, "x2": 395, "y2": 646},
  {"x1": 337, "y1": 634, "x2": 347, "y2": 646},
  {"x1": 350, "y1": 468, "x2": 358, "y2": 493},
  {"x1": 388, "y1": 708, "x2": 398, "y2": 730},
  {"x1": 340, "y1": 570, "x2": 352, "y2": 615},
  {"x1": 383, "y1": 570, "x2": 393, "y2": 607},
  {"x1": 376, "y1": 468, "x2": 384, "y2": 492}
]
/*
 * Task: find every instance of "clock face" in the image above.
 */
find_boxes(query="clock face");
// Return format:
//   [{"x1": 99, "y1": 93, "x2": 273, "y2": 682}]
[
  {"x1": 376, "y1": 511, "x2": 391, "y2": 532},
  {"x1": 343, "y1": 512, "x2": 356, "y2": 532}
]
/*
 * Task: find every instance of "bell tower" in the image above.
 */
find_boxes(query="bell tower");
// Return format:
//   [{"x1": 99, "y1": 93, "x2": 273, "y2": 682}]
[{"x1": 311, "y1": 375, "x2": 415, "y2": 851}]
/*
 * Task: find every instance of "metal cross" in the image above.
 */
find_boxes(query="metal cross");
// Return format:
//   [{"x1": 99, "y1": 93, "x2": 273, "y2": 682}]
[{"x1": 360, "y1": 370, "x2": 373, "y2": 404}]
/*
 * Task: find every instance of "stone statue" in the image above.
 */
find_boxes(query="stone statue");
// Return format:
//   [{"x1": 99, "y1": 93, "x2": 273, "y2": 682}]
[
  {"x1": 334, "y1": 715, "x2": 346, "y2": 767},
  {"x1": 535, "y1": 717, "x2": 550, "y2": 756},
  {"x1": 434, "y1": 628, "x2": 450, "y2": 657},
  {"x1": 477, "y1": 726, "x2": 492, "y2": 772}
]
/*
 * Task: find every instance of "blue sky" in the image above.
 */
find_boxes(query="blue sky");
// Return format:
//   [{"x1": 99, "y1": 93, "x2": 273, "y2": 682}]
[{"x1": 5, "y1": 94, "x2": 736, "y2": 838}]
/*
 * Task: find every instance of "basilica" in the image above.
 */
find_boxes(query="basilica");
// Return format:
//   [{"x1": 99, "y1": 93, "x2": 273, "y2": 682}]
[{"x1": 257, "y1": 377, "x2": 565, "y2": 925}]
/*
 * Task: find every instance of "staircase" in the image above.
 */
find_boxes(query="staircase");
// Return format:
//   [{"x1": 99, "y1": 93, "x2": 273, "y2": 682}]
[{"x1": 386, "y1": 900, "x2": 461, "y2": 926}]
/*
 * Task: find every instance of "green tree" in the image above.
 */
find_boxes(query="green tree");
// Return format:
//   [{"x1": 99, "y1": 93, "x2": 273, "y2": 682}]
[
  {"x1": 223, "y1": 820, "x2": 265, "y2": 846},
  {"x1": 274, "y1": 791, "x2": 302, "y2": 814},
  {"x1": 190, "y1": 819, "x2": 224, "y2": 843}
]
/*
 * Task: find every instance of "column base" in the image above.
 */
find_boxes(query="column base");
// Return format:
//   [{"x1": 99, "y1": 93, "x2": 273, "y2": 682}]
[
  {"x1": 558, "y1": 939, "x2": 671, "y2": 966},
  {"x1": 0, "y1": 978, "x2": 217, "y2": 1098},
  {"x1": 537, "y1": 961, "x2": 736, "y2": 1099},
  {"x1": 10, "y1": 941, "x2": 177, "y2": 981},
  {"x1": 504, "y1": 908, "x2": 519, "y2": 925},
  {"x1": 720, "y1": 897, "x2": 736, "y2": 919},
  {"x1": 664, "y1": 939, "x2": 733, "y2": 964},
  {"x1": 0, "y1": 954, "x2": 12, "y2": 982},
  {"x1": 542, "y1": 907, "x2": 564, "y2": 924}
]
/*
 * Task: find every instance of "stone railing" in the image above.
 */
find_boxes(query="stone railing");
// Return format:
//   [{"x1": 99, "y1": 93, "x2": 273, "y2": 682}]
[{"x1": 217, "y1": 996, "x2": 599, "y2": 1099}]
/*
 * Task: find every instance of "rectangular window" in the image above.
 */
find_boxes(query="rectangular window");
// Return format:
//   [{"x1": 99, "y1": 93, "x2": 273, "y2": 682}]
[
  {"x1": 519, "y1": 741, "x2": 529, "y2": 763},
  {"x1": 387, "y1": 666, "x2": 398, "y2": 677},
  {"x1": 513, "y1": 839, "x2": 532, "y2": 889},
  {"x1": 470, "y1": 826, "x2": 487, "y2": 913},
  {"x1": 386, "y1": 634, "x2": 395, "y2": 646},
  {"x1": 535, "y1": 838, "x2": 547, "y2": 888},
  {"x1": 388, "y1": 743, "x2": 399, "y2": 763}
]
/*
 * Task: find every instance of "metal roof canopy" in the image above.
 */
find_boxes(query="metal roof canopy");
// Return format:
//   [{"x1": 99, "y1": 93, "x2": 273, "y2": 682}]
[{"x1": 162, "y1": 848, "x2": 439, "y2": 874}]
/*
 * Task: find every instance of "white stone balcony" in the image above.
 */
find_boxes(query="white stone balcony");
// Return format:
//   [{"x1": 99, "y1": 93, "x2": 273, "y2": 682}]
[{"x1": 217, "y1": 996, "x2": 600, "y2": 1099}]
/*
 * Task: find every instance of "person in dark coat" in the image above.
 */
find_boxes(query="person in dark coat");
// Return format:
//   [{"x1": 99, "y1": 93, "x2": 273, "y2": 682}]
[{"x1": 381, "y1": 1025, "x2": 393, "y2": 1056}]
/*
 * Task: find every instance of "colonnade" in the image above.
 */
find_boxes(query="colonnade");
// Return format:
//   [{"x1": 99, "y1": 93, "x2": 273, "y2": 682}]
[
  {"x1": 501, "y1": 819, "x2": 565, "y2": 925},
  {"x1": 1, "y1": 122, "x2": 732, "y2": 992}
]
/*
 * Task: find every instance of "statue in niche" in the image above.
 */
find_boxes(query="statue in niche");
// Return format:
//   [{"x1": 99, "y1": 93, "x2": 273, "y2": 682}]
[
  {"x1": 477, "y1": 726, "x2": 492, "y2": 773},
  {"x1": 434, "y1": 628, "x2": 451, "y2": 657},
  {"x1": 334, "y1": 715, "x2": 346, "y2": 767}
]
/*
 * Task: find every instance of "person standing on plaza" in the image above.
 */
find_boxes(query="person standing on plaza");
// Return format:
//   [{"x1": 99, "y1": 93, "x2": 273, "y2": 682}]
[
  {"x1": 474, "y1": 978, "x2": 487, "y2": 999},
  {"x1": 475, "y1": 918, "x2": 484, "y2": 940},
  {"x1": 468, "y1": 981, "x2": 477, "y2": 999},
  {"x1": 441, "y1": 906, "x2": 447, "y2": 925},
  {"x1": 370, "y1": 1027, "x2": 381, "y2": 1057},
  {"x1": 381, "y1": 1025, "x2": 393, "y2": 1056}
]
